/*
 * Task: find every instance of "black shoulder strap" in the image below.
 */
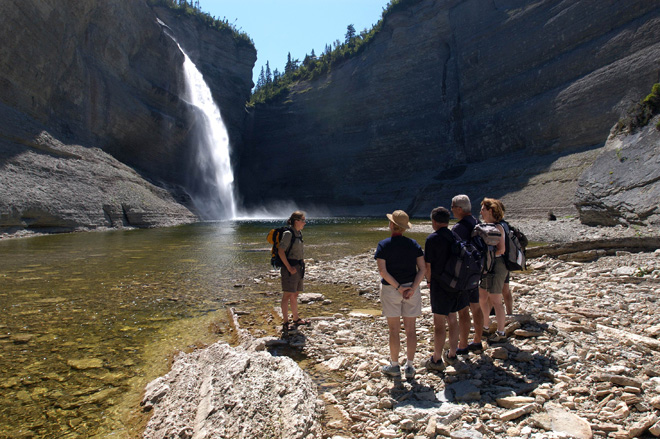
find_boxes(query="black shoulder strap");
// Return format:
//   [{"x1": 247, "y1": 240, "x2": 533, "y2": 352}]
[{"x1": 285, "y1": 227, "x2": 297, "y2": 256}]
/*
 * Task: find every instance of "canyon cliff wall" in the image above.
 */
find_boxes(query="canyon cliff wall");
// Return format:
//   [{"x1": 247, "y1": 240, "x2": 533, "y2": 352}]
[
  {"x1": 0, "y1": 0, "x2": 255, "y2": 233},
  {"x1": 236, "y1": 0, "x2": 660, "y2": 218}
]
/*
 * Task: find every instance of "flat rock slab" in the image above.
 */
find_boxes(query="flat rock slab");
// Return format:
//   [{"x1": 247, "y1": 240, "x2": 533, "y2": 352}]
[{"x1": 531, "y1": 403, "x2": 592, "y2": 439}]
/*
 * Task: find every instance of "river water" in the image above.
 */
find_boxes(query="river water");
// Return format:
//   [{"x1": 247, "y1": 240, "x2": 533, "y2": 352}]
[{"x1": 0, "y1": 218, "x2": 431, "y2": 438}]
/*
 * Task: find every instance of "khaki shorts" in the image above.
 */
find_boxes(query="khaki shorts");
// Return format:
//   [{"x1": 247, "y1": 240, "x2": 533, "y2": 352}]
[
  {"x1": 380, "y1": 282, "x2": 422, "y2": 318},
  {"x1": 479, "y1": 257, "x2": 508, "y2": 294},
  {"x1": 281, "y1": 266, "x2": 304, "y2": 293}
]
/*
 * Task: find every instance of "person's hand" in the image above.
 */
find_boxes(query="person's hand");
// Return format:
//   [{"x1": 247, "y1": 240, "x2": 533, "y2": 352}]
[
  {"x1": 402, "y1": 287, "x2": 414, "y2": 300},
  {"x1": 287, "y1": 266, "x2": 297, "y2": 275}
]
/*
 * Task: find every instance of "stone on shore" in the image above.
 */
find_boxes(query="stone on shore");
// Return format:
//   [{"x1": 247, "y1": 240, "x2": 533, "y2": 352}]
[{"x1": 141, "y1": 342, "x2": 322, "y2": 439}]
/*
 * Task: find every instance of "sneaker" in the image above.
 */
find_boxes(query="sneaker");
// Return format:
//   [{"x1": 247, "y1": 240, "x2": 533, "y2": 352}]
[
  {"x1": 404, "y1": 364, "x2": 416, "y2": 380},
  {"x1": 482, "y1": 326, "x2": 491, "y2": 336},
  {"x1": 423, "y1": 356, "x2": 445, "y2": 372},
  {"x1": 382, "y1": 364, "x2": 401, "y2": 377},
  {"x1": 489, "y1": 331, "x2": 507, "y2": 343},
  {"x1": 467, "y1": 342, "x2": 484, "y2": 353},
  {"x1": 456, "y1": 347, "x2": 469, "y2": 356}
]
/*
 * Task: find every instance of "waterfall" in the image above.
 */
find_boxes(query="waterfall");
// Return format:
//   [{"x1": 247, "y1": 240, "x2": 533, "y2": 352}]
[{"x1": 174, "y1": 40, "x2": 237, "y2": 220}]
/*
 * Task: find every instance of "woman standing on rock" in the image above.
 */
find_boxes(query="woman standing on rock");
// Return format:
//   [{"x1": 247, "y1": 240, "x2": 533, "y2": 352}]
[
  {"x1": 279, "y1": 211, "x2": 309, "y2": 331},
  {"x1": 479, "y1": 198, "x2": 508, "y2": 343},
  {"x1": 375, "y1": 210, "x2": 426, "y2": 379}
]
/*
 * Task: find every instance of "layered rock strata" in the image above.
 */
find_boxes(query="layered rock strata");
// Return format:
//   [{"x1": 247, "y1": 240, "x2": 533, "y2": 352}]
[
  {"x1": 0, "y1": 0, "x2": 255, "y2": 233},
  {"x1": 576, "y1": 115, "x2": 660, "y2": 226},
  {"x1": 237, "y1": 0, "x2": 660, "y2": 218}
]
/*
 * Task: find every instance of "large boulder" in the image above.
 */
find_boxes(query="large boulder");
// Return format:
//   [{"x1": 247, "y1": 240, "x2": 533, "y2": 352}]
[
  {"x1": 141, "y1": 341, "x2": 322, "y2": 439},
  {"x1": 575, "y1": 116, "x2": 660, "y2": 226}
]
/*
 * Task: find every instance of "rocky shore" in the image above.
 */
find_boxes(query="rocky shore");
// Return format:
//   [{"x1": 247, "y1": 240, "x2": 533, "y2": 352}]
[{"x1": 143, "y1": 219, "x2": 660, "y2": 438}]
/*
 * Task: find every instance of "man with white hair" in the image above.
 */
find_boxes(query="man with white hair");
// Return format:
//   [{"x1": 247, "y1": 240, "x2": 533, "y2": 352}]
[{"x1": 450, "y1": 194, "x2": 485, "y2": 354}]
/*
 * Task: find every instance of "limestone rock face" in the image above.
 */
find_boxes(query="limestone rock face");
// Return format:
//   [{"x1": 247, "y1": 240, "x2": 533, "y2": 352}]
[
  {"x1": 0, "y1": 107, "x2": 196, "y2": 233},
  {"x1": 575, "y1": 117, "x2": 660, "y2": 226},
  {"x1": 141, "y1": 341, "x2": 322, "y2": 439},
  {"x1": 236, "y1": 0, "x2": 660, "y2": 217},
  {"x1": 0, "y1": 0, "x2": 255, "y2": 232}
]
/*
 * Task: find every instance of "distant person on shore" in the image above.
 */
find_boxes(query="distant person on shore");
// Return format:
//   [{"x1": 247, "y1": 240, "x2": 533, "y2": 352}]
[
  {"x1": 375, "y1": 210, "x2": 425, "y2": 380},
  {"x1": 450, "y1": 195, "x2": 485, "y2": 354},
  {"x1": 479, "y1": 198, "x2": 508, "y2": 343},
  {"x1": 423, "y1": 207, "x2": 469, "y2": 372},
  {"x1": 279, "y1": 211, "x2": 309, "y2": 331}
]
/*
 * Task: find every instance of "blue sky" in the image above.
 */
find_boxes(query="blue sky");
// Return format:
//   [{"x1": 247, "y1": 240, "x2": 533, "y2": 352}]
[{"x1": 197, "y1": 0, "x2": 390, "y2": 87}]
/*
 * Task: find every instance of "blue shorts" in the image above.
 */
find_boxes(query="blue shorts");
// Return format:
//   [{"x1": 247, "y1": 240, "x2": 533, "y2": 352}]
[{"x1": 430, "y1": 281, "x2": 469, "y2": 316}]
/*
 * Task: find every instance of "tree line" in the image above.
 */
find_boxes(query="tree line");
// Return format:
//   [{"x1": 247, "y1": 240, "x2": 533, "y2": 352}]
[
  {"x1": 250, "y1": 0, "x2": 422, "y2": 105},
  {"x1": 148, "y1": 0, "x2": 253, "y2": 47}
]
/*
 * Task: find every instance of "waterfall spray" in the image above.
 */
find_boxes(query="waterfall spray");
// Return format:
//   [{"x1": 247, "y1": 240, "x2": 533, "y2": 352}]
[{"x1": 173, "y1": 39, "x2": 237, "y2": 220}]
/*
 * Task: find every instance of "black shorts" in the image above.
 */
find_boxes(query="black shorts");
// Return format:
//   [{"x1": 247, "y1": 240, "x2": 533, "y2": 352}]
[
  {"x1": 466, "y1": 287, "x2": 479, "y2": 304},
  {"x1": 430, "y1": 282, "x2": 469, "y2": 316}
]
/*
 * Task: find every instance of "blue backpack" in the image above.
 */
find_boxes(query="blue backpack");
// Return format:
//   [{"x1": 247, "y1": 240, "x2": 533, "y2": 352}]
[{"x1": 439, "y1": 231, "x2": 484, "y2": 292}]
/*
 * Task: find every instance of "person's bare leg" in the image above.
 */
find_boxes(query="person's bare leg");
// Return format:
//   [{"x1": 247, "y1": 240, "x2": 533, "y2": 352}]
[
  {"x1": 402, "y1": 317, "x2": 417, "y2": 362},
  {"x1": 432, "y1": 314, "x2": 447, "y2": 363},
  {"x1": 458, "y1": 307, "x2": 470, "y2": 349},
  {"x1": 386, "y1": 317, "x2": 402, "y2": 363}
]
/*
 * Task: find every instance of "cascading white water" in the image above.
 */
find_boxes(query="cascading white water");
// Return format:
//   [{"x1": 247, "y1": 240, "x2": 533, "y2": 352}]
[{"x1": 175, "y1": 41, "x2": 237, "y2": 220}]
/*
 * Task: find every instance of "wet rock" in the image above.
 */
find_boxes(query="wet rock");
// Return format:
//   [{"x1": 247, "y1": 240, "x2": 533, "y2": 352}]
[{"x1": 67, "y1": 358, "x2": 103, "y2": 370}]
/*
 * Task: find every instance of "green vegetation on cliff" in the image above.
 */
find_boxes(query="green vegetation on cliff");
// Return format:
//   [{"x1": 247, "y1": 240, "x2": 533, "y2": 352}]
[
  {"x1": 249, "y1": 0, "x2": 423, "y2": 105},
  {"x1": 614, "y1": 83, "x2": 660, "y2": 135},
  {"x1": 148, "y1": 0, "x2": 253, "y2": 47}
]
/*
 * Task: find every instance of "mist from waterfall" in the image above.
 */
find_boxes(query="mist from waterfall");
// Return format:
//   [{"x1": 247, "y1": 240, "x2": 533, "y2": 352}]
[{"x1": 175, "y1": 41, "x2": 236, "y2": 220}]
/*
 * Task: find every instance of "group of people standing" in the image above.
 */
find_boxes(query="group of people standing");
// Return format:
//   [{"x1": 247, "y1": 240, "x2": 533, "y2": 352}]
[
  {"x1": 276, "y1": 199, "x2": 514, "y2": 380},
  {"x1": 375, "y1": 195, "x2": 512, "y2": 379}
]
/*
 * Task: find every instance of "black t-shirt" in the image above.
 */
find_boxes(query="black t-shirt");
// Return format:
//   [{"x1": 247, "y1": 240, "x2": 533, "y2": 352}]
[
  {"x1": 424, "y1": 227, "x2": 454, "y2": 284},
  {"x1": 374, "y1": 235, "x2": 423, "y2": 285},
  {"x1": 452, "y1": 215, "x2": 478, "y2": 242}
]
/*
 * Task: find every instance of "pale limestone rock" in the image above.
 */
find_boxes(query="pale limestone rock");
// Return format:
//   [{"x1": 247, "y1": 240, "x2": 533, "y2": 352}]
[{"x1": 531, "y1": 403, "x2": 592, "y2": 439}]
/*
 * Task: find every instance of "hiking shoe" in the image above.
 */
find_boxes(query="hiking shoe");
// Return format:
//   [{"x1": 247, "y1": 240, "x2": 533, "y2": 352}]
[
  {"x1": 467, "y1": 342, "x2": 484, "y2": 353},
  {"x1": 489, "y1": 331, "x2": 507, "y2": 343},
  {"x1": 445, "y1": 352, "x2": 458, "y2": 364},
  {"x1": 404, "y1": 364, "x2": 416, "y2": 380},
  {"x1": 382, "y1": 364, "x2": 401, "y2": 377},
  {"x1": 423, "y1": 356, "x2": 445, "y2": 372},
  {"x1": 482, "y1": 326, "x2": 491, "y2": 336},
  {"x1": 456, "y1": 347, "x2": 469, "y2": 356}
]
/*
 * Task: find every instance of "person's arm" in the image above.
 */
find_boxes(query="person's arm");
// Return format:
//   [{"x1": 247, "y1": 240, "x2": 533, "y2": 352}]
[
  {"x1": 495, "y1": 224, "x2": 506, "y2": 256},
  {"x1": 425, "y1": 262, "x2": 431, "y2": 284},
  {"x1": 279, "y1": 232, "x2": 296, "y2": 274},
  {"x1": 376, "y1": 258, "x2": 405, "y2": 294},
  {"x1": 411, "y1": 256, "x2": 426, "y2": 291}
]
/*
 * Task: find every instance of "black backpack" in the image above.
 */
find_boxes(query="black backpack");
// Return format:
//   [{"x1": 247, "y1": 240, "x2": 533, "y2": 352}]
[
  {"x1": 266, "y1": 226, "x2": 299, "y2": 268},
  {"x1": 439, "y1": 231, "x2": 484, "y2": 292},
  {"x1": 500, "y1": 220, "x2": 527, "y2": 271}
]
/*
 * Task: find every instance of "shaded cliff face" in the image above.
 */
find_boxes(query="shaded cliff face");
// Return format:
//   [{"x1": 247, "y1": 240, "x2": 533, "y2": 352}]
[
  {"x1": 0, "y1": 0, "x2": 255, "y2": 233},
  {"x1": 237, "y1": 0, "x2": 660, "y2": 218}
]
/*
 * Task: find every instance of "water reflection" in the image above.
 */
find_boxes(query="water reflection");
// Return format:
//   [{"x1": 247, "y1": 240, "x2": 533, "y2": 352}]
[{"x1": 0, "y1": 218, "x2": 428, "y2": 437}]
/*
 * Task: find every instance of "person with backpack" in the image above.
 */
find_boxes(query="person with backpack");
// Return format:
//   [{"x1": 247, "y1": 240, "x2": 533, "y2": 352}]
[
  {"x1": 478, "y1": 198, "x2": 508, "y2": 343},
  {"x1": 375, "y1": 210, "x2": 425, "y2": 379},
  {"x1": 423, "y1": 207, "x2": 470, "y2": 372},
  {"x1": 450, "y1": 195, "x2": 485, "y2": 355},
  {"x1": 278, "y1": 211, "x2": 309, "y2": 331}
]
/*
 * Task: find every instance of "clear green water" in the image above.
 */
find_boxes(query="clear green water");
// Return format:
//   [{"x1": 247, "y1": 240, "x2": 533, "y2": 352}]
[{"x1": 0, "y1": 218, "x2": 431, "y2": 438}]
